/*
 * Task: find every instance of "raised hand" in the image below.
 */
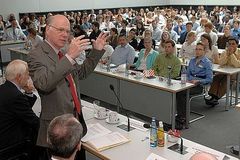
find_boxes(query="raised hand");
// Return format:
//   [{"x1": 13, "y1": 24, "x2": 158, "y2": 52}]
[
  {"x1": 67, "y1": 35, "x2": 91, "y2": 59},
  {"x1": 92, "y1": 32, "x2": 108, "y2": 51}
]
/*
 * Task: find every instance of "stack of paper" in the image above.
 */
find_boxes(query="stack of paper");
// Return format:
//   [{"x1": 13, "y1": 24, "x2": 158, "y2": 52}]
[{"x1": 82, "y1": 123, "x2": 130, "y2": 151}]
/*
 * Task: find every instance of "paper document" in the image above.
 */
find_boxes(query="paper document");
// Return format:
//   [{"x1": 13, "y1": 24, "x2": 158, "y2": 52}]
[
  {"x1": 87, "y1": 132, "x2": 130, "y2": 151},
  {"x1": 146, "y1": 153, "x2": 167, "y2": 160},
  {"x1": 186, "y1": 146, "x2": 225, "y2": 160},
  {"x1": 81, "y1": 123, "x2": 111, "y2": 142}
]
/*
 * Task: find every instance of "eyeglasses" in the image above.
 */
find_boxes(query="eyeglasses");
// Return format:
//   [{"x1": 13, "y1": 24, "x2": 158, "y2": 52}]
[{"x1": 49, "y1": 25, "x2": 71, "y2": 34}]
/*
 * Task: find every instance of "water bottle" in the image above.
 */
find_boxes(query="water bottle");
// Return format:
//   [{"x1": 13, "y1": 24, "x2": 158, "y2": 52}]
[
  {"x1": 106, "y1": 57, "x2": 111, "y2": 72},
  {"x1": 125, "y1": 63, "x2": 129, "y2": 76},
  {"x1": 181, "y1": 66, "x2": 187, "y2": 84},
  {"x1": 150, "y1": 117, "x2": 157, "y2": 147}
]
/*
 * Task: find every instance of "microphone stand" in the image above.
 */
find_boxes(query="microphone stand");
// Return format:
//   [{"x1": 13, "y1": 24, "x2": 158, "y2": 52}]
[
  {"x1": 143, "y1": 123, "x2": 184, "y2": 154},
  {"x1": 110, "y1": 84, "x2": 131, "y2": 132}
]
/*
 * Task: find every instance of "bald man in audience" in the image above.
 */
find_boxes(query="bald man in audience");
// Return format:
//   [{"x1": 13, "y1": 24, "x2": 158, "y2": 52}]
[
  {"x1": 0, "y1": 60, "x2": 39, "y2": 158},
  {"x1": 47, "y1": 114, "x2": 83, "y2": 160}
]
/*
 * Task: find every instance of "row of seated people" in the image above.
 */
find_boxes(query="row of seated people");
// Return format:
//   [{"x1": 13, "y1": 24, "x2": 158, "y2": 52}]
[
  {"x1": 1, "y1": 4, "x2": 240, "y2": 48},
  {"x1": 102, "y1": 34, "x2": 240, "y2": 125}
]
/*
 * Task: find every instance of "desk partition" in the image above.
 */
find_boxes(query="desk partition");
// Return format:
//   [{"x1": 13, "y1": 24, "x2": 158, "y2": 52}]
[{"x1": 80, "y1": 65, "x2": 194, "y2": 129}]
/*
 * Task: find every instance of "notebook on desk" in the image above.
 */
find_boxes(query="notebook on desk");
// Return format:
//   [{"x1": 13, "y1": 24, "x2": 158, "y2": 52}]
[{"x1": 82, "y1": 123, "x2": 130, "y2": 152}]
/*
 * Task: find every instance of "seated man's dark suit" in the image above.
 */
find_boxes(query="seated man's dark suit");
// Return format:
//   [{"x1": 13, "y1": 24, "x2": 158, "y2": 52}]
[{"x1": 0, "y1": 80, "x2": 39, "y2": 149}]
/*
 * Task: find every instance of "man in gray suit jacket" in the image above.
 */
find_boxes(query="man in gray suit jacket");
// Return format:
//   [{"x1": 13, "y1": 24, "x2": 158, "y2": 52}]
[{"x1": 28, "y1": 15, "x2": 107, "y2": 159}]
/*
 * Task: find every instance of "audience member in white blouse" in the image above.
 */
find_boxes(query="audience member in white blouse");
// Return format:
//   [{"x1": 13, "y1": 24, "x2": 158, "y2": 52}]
[
  {"x1": 197, "y1": 22, "x2": 218, "y2": 45},
  {"x1": 100, "y1": 44, "x2": 114, "y2": 64},
  {"x1": 196, "y1": 18, "x2": 208, "y2": 36},
  {"x1": 27, "y1": 28, "x2": 43, "y2": 49},
  {"x1": 179, "y1": 31, "x2": 196, "y2": 59},
  {"x1": 201, "y1": 33, "x2": 219, "y2": 63}
]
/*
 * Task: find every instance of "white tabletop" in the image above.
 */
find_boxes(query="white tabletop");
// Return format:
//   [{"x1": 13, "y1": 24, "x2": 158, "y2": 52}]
[
  {"x1": 213, "y1": 64, "x2": 240, "y2": 75},
  {"x1": 0, "y1": 40, "x2": 25, "y2": 45},
  {"x1": 81, "y1": 100, "x2": 238, "y2": 160},
  {"x1": 8, "y1": 47, "x2": 29, "y2": 55},
  {"x1": 94, "y1": 65, "x2": 195, "y2": 93}
]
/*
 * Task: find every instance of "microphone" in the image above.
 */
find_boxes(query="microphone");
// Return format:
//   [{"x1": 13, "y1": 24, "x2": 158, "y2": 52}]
[
  {"x1": 109, "y1": 84, "x2": 131, "y2": 132},
  {"x1": 143, "y1": 123, "x2": 184, "y2": 154}
]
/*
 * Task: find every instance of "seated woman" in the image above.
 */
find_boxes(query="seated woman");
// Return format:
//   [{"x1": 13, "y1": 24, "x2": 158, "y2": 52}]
[
  {"x1": 159, "y1": 31, "x2": 177, "y2": 55},
  {"x1": 27, "y1": 28, "x2": 43, "y2": 49},
  {"x1": 107, "y1": 27, "x2": 118, "y2": 49},
  {"x1": 136, "y1": 21, "x2": 145, "y2": 37},
  {"x1": 179, "y1": 31, "x2": 196, "y2": 59},
  {"x1": 206, "y1": 37, "x2": 240, "y2": 106},
  {"x1": 127, "y1": 28, "x2": 138, "y2": 50},
  {"x1": 137, "y1": 29, "x2": 156, "y2": 51},
  {"x1": 133, "y1": 37, "x2": 159, "y2": 71},
  {"x1": 200, "y1": 33, "x2": 219, "y2": 64},
  {"x1": 177, "y1": 42, "x2": 213, "y2": 122}
]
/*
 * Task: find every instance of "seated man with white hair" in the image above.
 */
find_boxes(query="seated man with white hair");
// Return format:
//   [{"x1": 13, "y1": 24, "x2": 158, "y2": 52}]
[
  {"x1": 47, "y1": 114, "x2": 83, "y2": 160},
  {"x1": 0, "y1": 59, "x2": 39, "y2": 158}
]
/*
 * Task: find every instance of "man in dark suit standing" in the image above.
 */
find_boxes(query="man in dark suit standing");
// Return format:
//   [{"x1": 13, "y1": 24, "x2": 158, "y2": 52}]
[
  {"x1": 28, "y1": 15, "x2": 107, "y2": 159},
  {"x1": 0, "y1": 60, "x2": 39, "y2": 156}
]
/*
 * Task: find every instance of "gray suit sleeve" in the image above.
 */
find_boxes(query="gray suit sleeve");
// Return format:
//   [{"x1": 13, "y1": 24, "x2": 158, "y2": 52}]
[{"x1": 74, "y1": 48, "x2": 104, "y2": 79}]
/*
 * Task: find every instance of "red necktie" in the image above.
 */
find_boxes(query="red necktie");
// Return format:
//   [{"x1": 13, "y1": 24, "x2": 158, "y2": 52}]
[{"x1": 58, "y1": 51, "x2": 81, "y2": 114}]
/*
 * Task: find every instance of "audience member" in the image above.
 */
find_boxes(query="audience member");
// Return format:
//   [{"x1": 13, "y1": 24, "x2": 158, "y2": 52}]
[
  {"x1": 179, "y1": 21, "x2": 193, "y2": 44},
  {"x1": 110, "y1": 34, "x2": 135, "y2": 66},
  {"x1": 47, "y1": 114, "x2": 83, "y2": 160},
  {"x1": 179, "y1": 31, "x2": 197, "y2": 59},
  {"x1": 137, "y1": 29, "x2": 156, "y2": 51},
  {"x1": 89, "y1": 21, "x2": 101, "y2": 41},
  {"x1": 127, "y1": 28, "x2": 138, "y2": 50},
  {"x1": 153, "y1": 40, "x2": 181, "y2": 78},
  {"x1": 177, "y1": 42, "x2": 213, "y2": 123},
  {"x1": 151, "y1": 19, "x2": 162, "y2": 43},
  {"x1": 206, "y1": 37, "x2": 240, "y2": 106},
  {"x1": 173, "y1": 17, "x2": 186, "y2": 35},
  {"x1": 133, "y1": 37, "x2": 159, "y2": 70},
  {"x1": 165, "y1": 19, "x2": 178, "y2": 43},
  {"x1": 231, "y1": 20, "x2": 240, "y2": 41},
  {"x1": 3, "y1": 18, "x2": 26, "y2": 41},
  {"x1": 217, "y1": 25, "x2": 231, "y2": 49},
  {"x1": 198, "y1": 22, "x2": 218, "y2": 45},
  {"x1": 200, "y1": 33, "x2": 219, "y2": 63},
  {"x1": 107, "y1": 27, "x2": 118, "y2": 49},
  {"x1": 136, "y1": 21, "x2": 145, "y2": 36},
  {"x1": 27, "y1": 28, "x2": 43, "y2": 49},
  {"x1": 0, "y1": 60, "x2": 39, "y2": 158},
  {"x1": 190, "y1": 16, "x2": 200, "y2": 31}
]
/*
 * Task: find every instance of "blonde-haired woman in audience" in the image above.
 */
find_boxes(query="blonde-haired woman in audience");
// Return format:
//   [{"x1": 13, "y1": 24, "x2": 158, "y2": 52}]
[
  {"x1": 145, "y1": 12, "x2": 154, "y2": 25},
  {"x1": 200, "y1": 33, "x2": 219, "y2": 64},
  {"x1": 179, "y1": 31, "x2": 197, "y2": 59},
  {"x1": 159, "y1": 31, "x2": 177, "y2": 55},
  {"x1": 137, "y1": 29, "x2": 156, "y2": 51}
]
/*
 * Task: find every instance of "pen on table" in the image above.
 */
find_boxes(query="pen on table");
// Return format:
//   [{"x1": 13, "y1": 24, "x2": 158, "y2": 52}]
[{"x1": 141, "y1": 137, "x2": 149, "y2": 142}]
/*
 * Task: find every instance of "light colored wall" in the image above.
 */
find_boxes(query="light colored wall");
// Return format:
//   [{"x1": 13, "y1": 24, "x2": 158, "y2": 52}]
[
  {"x1": 169, "y1": 0, "x2": 240, "y2": 5},
  {"x1": 0, "y1": 0, "x2": 165, "y2": 20}
]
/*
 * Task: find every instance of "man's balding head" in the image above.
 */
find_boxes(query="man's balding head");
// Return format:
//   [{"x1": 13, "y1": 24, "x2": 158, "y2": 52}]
[{"x1": 45, "y1": 15, "x2": 70, "y2": 50}]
